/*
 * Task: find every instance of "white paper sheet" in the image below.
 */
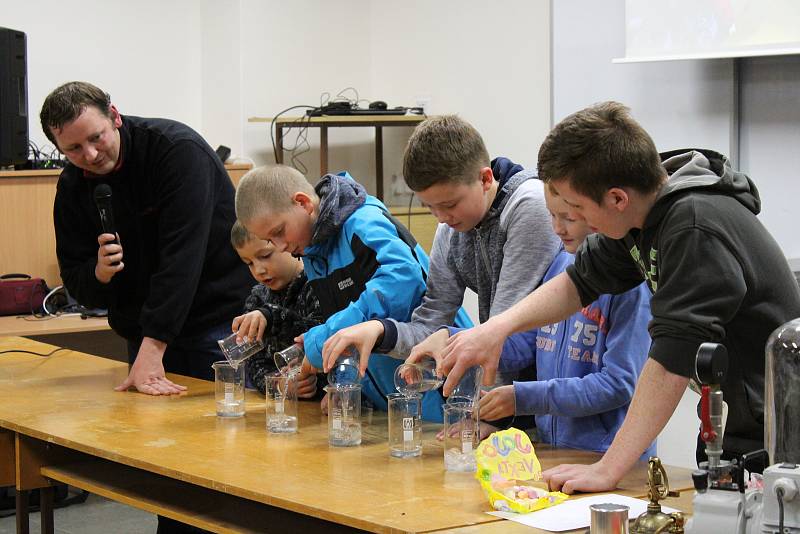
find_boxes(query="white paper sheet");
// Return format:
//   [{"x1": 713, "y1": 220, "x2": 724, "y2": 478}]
[{"x1": 487, "y1": 493, "x2": 680, "y2": 532}]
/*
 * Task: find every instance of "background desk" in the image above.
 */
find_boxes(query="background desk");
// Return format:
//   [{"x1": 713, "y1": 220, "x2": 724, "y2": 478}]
[
  {"x1": 0, "y1": 337, "x2": 694, "y2": 533},
  {"x1": 248, "y1": 115, "x2": 426, "y2": 202},
  {"x1": 0, "y1": 163, "x2": 252, "y2": 288}
]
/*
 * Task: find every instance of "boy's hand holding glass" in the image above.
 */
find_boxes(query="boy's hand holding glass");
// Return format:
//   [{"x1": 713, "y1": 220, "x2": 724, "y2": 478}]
[
  {"x1": 478, "y1": 385, "x2": 515, "y2": 421},
  {"x1": 440, "y1": 321, "x2": 503, "y2": 396},
  {"x1": 407, "y1": 328, "x2": 450, "y2": 368},
  {"x1": 321, "y1": 320, "x2": 383, "y2": 375},
  {"x1": 231, "y1": 310, "x2": 267, "y2": 344}
]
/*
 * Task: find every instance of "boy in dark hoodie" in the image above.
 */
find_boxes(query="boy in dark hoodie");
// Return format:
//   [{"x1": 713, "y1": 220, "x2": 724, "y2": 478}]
[
  {"x1": 234, "y1": 165, "x2": 471, "y2": 421},
  {"x1": 435, "y1": 101, "x2": 800, "y2": 494},
  {"x1": 228, "y1": 221, "x2": 323, "y2": 397}
]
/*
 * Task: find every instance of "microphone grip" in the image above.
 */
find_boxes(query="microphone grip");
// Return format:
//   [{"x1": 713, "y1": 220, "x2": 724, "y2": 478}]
[
  {"x1": 97, "y1": 204, "x2": 120, "y2": 266},
  {"x1": 98, "y1": 206, "x2": 118, "y2": 245}
]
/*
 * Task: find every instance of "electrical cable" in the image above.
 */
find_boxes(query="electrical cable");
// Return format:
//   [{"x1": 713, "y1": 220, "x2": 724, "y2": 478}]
[
  {"x1": 269, "y1": 104, "x2": 316, "y2": 166},
  {"x1": 0, "y1": 347, "x2": 68, "y2": 357}
]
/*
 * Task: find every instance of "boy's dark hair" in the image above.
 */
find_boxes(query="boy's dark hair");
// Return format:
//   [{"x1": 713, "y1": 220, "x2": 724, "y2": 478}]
[
  {"x1": 40, "y1": 81, "x2": 112, "y2": 146},
  {"x1": 402, "y1": 115, "x2": 490, "y2": 192},
  {"x1": 537, "y1": 101, "x2": 665, "y2": 204},
  {"x1": 230, "y1": 220, "x2": 254, "y2": 250}
]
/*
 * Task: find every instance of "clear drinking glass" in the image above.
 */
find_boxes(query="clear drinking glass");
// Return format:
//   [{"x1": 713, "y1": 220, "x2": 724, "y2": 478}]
[
  {"x1": 447, "y1": 365, "x2": 484, "y2": 406},
  {"x1": 394, "y1": 357, "x2": 443, "y2": 396},
  {"x1": 265, "y1": 372, "x2": 298, "y2": 433},
  {"x1": 388, "y1": 393, "x2": 422, "y2": 458},
  {"x1": 273, "y1": 344, "x2": 304, "y2": 378},
  {"x1": 442, "y1": 402, "x2": 479, "y2": 471},
  {"x1": 217, "y1": 332, "x2": 264, "y2": 370},
  {"x1": 327, "y1": 349, "x2": 361, "y2": 386},
  {"x1": 325, "y1": 384, "x2": 362, "y2": 446},
  {"x1": 212, "y1": 361, "x2": 245, "y2": 417}
]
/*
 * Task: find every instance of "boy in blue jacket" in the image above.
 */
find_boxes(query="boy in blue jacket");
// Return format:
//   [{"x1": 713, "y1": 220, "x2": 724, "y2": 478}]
[
  {"x1": 235, "y1": 165, "x2": 471, "y2": 421},
  {"x1": 467, "y1": 186, "x2": 654, "y2": 455}
]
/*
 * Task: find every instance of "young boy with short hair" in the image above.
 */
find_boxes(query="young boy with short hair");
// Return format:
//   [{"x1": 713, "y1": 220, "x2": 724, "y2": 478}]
[
  {"x1": 235, "y1": 165, "x2": 469, "y2": 420},
  {"x1": 229, "y1": 221, "x2": 322, "y2": 397},
  {"x1": 320, "y1": 116, "x2": 560, "y2": 389},
  {"x1": 475, "y1": 186, "x2": 654, "y2": 456}
]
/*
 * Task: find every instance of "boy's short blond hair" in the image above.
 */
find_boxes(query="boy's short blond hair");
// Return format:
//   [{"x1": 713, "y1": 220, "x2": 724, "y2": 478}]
[
  {"x1": 230, "y1": 220, "x2": 255, "y2": 250},
  {"x1": 235, "y1": 165, "x2": 317, "y2": 223},
  {"x1": 402, "y1": 115, "x2": 490, "y2": 192}
]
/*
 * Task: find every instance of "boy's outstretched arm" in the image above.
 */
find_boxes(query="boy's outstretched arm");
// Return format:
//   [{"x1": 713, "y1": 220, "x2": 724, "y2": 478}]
[
  {"x1": 543, "y1": 358, "x2": 688, "y2": 493},
  {"x1": 440, "y1": 271, "x2": 582, "y2": 395}
]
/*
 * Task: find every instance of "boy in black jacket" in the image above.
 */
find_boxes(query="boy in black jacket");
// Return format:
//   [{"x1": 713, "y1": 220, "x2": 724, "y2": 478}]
[
  {"x1": 229, "y1": 221, "x2": 323, "y2": 397},
  {"x1": 436, "y1": 101, "x2": 800, "y2": 494}
]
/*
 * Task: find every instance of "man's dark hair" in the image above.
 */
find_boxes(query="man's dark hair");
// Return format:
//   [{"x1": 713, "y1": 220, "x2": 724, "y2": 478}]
[
  {"x1": 402, "y1": 115, "x2": 490, "y2": 192},
  {"x1": 40, "y1": 81, "x2": 112, "y2": 146},
  {"x1": 537, "y1": 101, "x2": 665, "y2": 204}
]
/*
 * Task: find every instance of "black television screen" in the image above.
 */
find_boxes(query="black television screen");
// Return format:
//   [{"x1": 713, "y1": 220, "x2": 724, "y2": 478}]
[{"x1": 0, "y1": 27, "x2": 28, "y2": 167}]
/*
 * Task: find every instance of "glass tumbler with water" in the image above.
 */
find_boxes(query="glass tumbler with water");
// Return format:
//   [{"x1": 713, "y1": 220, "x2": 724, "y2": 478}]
[
  {"x1": 442, "y1": 402, "x2": 478, "y2": 471},
  {"x1": 327, "y1": 349, "x2": 361, "y2": 386},
  {"x1": 393, "y1": 357, "x2": 443, "y2": 396},
  {"x1": 388, "y1": 393, "x2": 422, "y2": 458},
  {"x1": 325, "y1": 384, "x2": 362, "y2": 446},
  {"x1": 273, "y1": 344, "x2": 304, "y2": 378},
  {"x1": 218, "y1": 332, "x2": 264, "y2": 370},
  {"x1": 265, "y1": 372, "x2": 298, "y2": 433},
  {"x1": 212, "y1": 361, "x2": 245, "y2": 417}
]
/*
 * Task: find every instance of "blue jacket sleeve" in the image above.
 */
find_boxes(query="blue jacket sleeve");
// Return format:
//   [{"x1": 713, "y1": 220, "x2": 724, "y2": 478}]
[
  {"x1": 447, "y1": 326, "x2": 537, "y2": 373},
  {"x1": 514, "y1": 285, "x2": 651, "y2": 417},
  {"x1": 304, "y1": 210, "x2": 427, "y2": 367}
]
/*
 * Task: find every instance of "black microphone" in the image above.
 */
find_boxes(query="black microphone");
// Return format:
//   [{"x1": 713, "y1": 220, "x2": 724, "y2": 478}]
[
  {"x1": 93, "y1": 184, "x2": 120, "y2": 265},
  {"x1": 93, "y1": 184, "x2": 117, "y2": 240}
]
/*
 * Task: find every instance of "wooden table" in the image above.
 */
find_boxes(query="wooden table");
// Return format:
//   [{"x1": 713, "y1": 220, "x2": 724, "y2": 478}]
[
  {"x1": 0, "y1": 337, "x2": 695, "y2": 533},
  {"x1": 0, "y1": 314, "x2": 109, "y2": 337},
  {"x1": 248, "y1": 115, "x2": 427, "y2": 201}
]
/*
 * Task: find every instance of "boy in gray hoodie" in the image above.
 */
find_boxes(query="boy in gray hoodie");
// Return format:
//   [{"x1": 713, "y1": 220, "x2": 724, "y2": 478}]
[
  {"x1": 436, "y1": 101, "x2": 800, "y2": 494},
  {"x1": 320, "y1": 116, "x2": 560, "y2": 396}
]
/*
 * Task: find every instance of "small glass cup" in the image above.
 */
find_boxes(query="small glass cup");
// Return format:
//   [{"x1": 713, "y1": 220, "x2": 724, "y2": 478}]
[
  {"x1": 273, "y1": 344, "x2": 304, "y2": 378},
  {"x1": 212, "y1": 361, "x2": 245, "y2": 418},
  {"x1": 442, "y1": 402, "x2": 479, "y2": 472},
  {"x1": 218, "y1": 332, "x2": 264, "y2": 370},
  {"x1": 394, "y1": 357, "x2": 443, "y2": 396},
  {"x1": 265, "y1": 372, "x2": 298, "y2": 434},
  {"x1": 325, "y1": 384, "x2": 362, "y2": 447},
  {"x1": 388, "y1": 393, "x2": 422, "y2": 458},
  {"x1": 447, "y1": 365, "x2": 484, "y2": 406},
  {"x1": 327, "y1": 349, "x2": 361, "y2": 386}
]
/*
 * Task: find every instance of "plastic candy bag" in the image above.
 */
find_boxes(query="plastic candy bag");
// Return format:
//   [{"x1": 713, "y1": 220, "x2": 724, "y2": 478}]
[{"x1": 475, "y1": 427, "x2": 569, "y2": 513}]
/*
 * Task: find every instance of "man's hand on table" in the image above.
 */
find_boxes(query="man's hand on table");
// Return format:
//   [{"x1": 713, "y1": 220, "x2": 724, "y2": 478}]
[{"x1": 115, "y1": 337, "x2": 187, "y2": 395}]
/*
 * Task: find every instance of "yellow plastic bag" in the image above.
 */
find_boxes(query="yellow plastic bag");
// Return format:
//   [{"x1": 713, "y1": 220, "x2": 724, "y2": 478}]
[{"x1": 475, "y1": 427, "x2": 569, "y2": 513}]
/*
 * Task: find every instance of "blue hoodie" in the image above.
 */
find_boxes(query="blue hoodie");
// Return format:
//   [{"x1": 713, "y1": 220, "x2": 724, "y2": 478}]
[
  {"x1": 303, "y1": 173, "x2": 472, "y2": 422},
  {"x1": 453, "y1": 248, "x2": 654, "y2": 456}
]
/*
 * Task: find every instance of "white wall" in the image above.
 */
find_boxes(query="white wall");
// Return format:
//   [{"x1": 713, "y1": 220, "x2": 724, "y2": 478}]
[{"x1": 3, "y1": 0, "x2": 204, "y2": 150}]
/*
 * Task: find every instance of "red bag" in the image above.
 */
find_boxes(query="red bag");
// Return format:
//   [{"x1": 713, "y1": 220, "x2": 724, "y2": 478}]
[{"x1": 0, "y1": 274, "x2": 48, "y2": 316}]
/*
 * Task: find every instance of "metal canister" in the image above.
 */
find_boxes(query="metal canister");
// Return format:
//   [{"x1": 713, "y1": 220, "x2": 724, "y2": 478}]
[{"x1": 589, "y1": 503, "x2": 629, "y2": 533}]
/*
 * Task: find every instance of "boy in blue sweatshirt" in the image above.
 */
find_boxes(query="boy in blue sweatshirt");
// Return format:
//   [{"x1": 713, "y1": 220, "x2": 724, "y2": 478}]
[
  {"x1": 475, "y1": 186, "x2": 654, "y2": 456},
  {"x1": 235, "y1": 165, "x2": 471, "y2": 421}
]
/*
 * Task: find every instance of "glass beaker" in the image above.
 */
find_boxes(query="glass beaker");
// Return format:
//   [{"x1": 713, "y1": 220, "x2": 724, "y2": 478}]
[
  {"x1": 766, "y1": 318, "x2": 800, "y2": 463},
  {"x1": 447, "y1": 365, "x2": 484, "y2": 406},
  {"x1": 265, "y1": 372, "x2": 298, "y2": 434},
  {"x1": 394, "y1": 357, "x2": 443, "y2": 396},
  {"x1": 325, "y1": 384, "x2": 362, "y2": 447},
  {"x1": 442, "y1": 402, "x2": 478, "y2": 472},
  {"x1": 218, "y1": 332, "x2": 264, "y2": 370},
  {"x1": 273, "y1": 344, "x2": 304, "y2": 378},
  {"x1": 327, "y1": 348, "x2": 361, "y2": 386},
  {"x1": 212, "y1": 361, "x2": 245, "y2": 417},
  {"x1": 388, "y1": 393, "x2": 422, "y2": 458}
]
